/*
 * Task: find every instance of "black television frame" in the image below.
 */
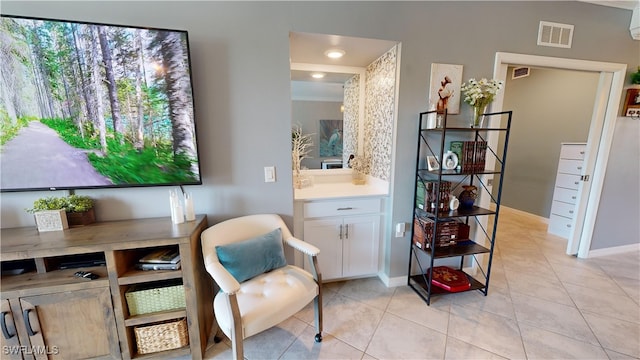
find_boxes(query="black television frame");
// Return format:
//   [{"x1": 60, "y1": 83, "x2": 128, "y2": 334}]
[{"x1": 0, "y1": 14, "x2": 202, "y2": 192}]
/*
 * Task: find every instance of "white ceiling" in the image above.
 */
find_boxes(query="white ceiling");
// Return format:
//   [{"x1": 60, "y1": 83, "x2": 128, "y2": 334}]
[
  {"x1": 579, "y1": 0, "x2": 637, "y2": 10},
  {"x1": 290, "y1": 32, "x2": 398, "y2": 100},
  {"x1": 290, "y1": 32, "x2": 398, "y2": 70}
]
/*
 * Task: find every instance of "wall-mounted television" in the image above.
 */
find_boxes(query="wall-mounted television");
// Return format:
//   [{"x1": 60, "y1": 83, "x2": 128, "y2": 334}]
[{"x1": 0, "y1": 15, "x2": 201, "y2": 192}]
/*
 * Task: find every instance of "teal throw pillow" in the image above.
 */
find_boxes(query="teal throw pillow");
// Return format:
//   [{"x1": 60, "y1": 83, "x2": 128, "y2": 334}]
[{"x1": 215, "y1": 228, "x2": 287, "y2": 283}]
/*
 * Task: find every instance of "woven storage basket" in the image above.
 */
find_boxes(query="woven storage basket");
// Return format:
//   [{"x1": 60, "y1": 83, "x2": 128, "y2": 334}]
[
  {"x1": 135, "y1": 318, "x2": 189, "y2": 354},
  {"x1": 125, "y1": 282, "x2": 186, "y2": 316}
]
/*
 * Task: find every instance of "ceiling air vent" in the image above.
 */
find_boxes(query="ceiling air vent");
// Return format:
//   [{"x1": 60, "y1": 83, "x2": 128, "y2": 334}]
[{"x1": 538, "y1": 21, "x2": 574, "y2": 48}]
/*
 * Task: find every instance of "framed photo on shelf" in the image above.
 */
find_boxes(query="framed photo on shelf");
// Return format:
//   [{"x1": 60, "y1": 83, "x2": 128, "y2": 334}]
[
  {"x1": 429, "y1": 63, "x2": 463, "y2": 114},
  {"x1": 623, "y1": 88, "x2": 640, "y2": 117},
  {"x1": 426, "y1": 156, "x2": 439, "y2": 171}
]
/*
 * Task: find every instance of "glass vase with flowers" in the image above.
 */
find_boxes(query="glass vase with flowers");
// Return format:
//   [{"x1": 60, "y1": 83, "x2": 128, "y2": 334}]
[{"x1": 461, "y1": 78, "x2": 504, "y2": 127}]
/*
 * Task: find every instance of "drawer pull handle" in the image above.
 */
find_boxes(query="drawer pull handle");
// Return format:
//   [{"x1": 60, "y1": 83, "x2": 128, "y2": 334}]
[
  {"x1": 580, "y1": 151, "x2": 585, "y2": 155},
  {"x1": 571, "y1": 196, "x2": 576, "y2": 199},
  {"x1": 339, "y1": 224, "x2": 343, "y2": 240},
  {"x1": 574, "y1": 181, "x2": 579, "y2": 185},
  {"x1": 569, "y1": 210, "x2": 574, "y2": 214},
  {"x1": 345, "y1": 224, "x2": 349, "y2": 239},
  {"x1": 337, "y1": 207, "x2": 353, "y2": 211},
  {"x1": 566, "y1": 224, "x2": 572, "y2": 228},
  {"x1": 1, "y1": 311, "x2": 15, "y2": 339},
  {"x1": 23, "y1": 309, "x2": 37, "y2": 336},
  {"x1": 577, "y1": 166, "x2": 582, "y2": 170}
]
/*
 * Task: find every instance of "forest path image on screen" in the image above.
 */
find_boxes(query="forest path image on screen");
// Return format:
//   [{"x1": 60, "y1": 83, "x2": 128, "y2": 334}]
[{"x1": 1, "y1": 122, "x2": 113, "y2": 190}]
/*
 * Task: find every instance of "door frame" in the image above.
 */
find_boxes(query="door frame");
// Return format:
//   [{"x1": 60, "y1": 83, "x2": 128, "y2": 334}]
[{"x1": 490, "y1": 52, "x2": 626, "y2": 258}]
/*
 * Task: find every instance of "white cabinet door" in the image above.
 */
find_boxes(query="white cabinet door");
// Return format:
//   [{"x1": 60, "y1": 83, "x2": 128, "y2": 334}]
[
  {"x1": 303, "y1": 218, "x2": 343, "y2": 280},
  {"x1": 342, "y1": 215, "x2": 380, "y2": 278}
]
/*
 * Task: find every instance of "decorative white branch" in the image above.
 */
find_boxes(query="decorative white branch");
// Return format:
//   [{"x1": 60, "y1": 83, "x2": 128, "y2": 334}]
[{"x1": 291, "y1": 125, "x2": 314, "y2": 188}]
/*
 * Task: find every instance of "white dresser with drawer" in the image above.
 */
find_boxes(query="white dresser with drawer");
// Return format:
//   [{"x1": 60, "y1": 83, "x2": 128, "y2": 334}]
[{"x1": 548, "y1": 143, "x2": 586, "y2": 239}]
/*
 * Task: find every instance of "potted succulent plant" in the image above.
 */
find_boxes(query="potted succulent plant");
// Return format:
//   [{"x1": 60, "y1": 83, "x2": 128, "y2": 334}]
[{"x1": 27, "y1": 195, "x2": 95, "y2": 231}]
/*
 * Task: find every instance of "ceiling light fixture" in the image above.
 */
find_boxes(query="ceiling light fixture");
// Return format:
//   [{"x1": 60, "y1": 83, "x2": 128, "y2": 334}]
[
  {"x1": 325, "y1": 49, "x2": 346, "y2": 59},
  {"x1": 311, "y1": 72, "x2": 325, "y2": 79}
]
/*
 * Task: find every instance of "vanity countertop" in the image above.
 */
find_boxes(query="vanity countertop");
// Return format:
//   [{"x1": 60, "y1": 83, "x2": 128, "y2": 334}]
[
  {"x1": 294, "y1": 182, "x2": 388, "y2": 200},
  {"x1": 293, "y1": 170, "x2": 389, "y2": 201}
]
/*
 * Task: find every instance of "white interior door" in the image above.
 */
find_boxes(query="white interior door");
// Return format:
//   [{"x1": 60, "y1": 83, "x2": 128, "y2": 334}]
[{"x1": 566, "y1": 72, "x2": 612, "y2": 255}]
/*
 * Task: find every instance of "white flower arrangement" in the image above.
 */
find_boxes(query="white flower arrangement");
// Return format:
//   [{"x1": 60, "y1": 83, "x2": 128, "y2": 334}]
[
  {"x1": 461, "y1": 78, "x2": 504, "y2": 108},
  {"x1": 348, "y1": 155, "x2": 368, "y2": 185},
  {"x1": 349, "y1": 156, "x2": 365, "y2": 173},
  {"x1": 461, "y1": 78, "x2": 504, "y2": 126}
]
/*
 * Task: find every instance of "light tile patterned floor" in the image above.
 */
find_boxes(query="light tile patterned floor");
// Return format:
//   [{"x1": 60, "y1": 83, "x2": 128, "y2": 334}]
[{"x1": 197, "y1": 208, "x2": 640, "y2": 359}]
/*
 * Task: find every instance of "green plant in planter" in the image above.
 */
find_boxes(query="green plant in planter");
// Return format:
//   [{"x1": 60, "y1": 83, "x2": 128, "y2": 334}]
[
  {"x1": 26, "y1": 195, "x2": 94, "y2": 213},
  {"x1": 631, "y1": 66, "x2": 640, "y2": 85},
  {"x1": 66, "y1": 195, "x2": 94, "y2": 213}
]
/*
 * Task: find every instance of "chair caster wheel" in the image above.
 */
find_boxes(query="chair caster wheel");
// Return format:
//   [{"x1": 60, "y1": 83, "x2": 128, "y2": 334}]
[{"x1": 315, "y1": 333, "x2": 322, "y2": 342}]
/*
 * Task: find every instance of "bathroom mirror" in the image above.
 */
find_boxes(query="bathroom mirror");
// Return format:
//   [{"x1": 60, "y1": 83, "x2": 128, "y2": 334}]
[
  {"x1": 291, "y1": 62, "x2": 365, "y2": 170},
  {"x1": 290, "y1": 31, "x2": 399, "y2": 179}
]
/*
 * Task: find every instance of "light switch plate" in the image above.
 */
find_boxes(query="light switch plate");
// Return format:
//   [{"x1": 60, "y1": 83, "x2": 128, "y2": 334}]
[
  {"x1": 395, "y1": 222, "x2": 406, "y2": 237},
  {"x1": 264, "y1": 166, "x2": 276, "y2": 182}
]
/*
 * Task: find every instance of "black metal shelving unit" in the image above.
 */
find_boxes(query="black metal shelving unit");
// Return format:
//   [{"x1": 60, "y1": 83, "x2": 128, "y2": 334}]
[{"x1": 408, "y1": 109, "x2": 512, "y2": 305}]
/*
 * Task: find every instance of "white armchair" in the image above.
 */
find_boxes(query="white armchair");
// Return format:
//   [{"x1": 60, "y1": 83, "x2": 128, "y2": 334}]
[{"x1": 201, "y1": 214, "x2": 322, "y2": 359}]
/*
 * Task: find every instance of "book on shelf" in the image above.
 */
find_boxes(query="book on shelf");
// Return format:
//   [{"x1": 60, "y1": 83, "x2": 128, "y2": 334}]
[
  {"x1": 418, "y1": 180, "x2": 450, "y2": 213},
  {"x1": 474, "y1": 141, "x2": 487, "y2": 172},
  {"x1": 427, "y1": 266, "x2": 471, "y2": 292},
  {"x1": 463, "y1": 141, "x2": 475, "y2": 173},
  {"x1": 135, "y1": 261, "x2": 181, "y2": 271},
  {"x1": 450, "y1": 141, "x2": 487, "y2": 173},
  {"x1": 139, "y1": 248, "x2": 180, "y2": 264}
]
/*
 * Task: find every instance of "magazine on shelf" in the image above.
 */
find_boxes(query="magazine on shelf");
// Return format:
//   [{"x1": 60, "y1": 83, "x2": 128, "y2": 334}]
[
  {"x1": 135, "y1": 261, "x2": 181, "y2": 271},
  {"x1": 138, "y1": 248, "x2": 180, "y2": 264}
]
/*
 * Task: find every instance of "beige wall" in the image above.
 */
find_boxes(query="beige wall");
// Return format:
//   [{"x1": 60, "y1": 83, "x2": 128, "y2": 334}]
[{"x1": 501, "y1": 67, "x2": 598, "y2": 217}]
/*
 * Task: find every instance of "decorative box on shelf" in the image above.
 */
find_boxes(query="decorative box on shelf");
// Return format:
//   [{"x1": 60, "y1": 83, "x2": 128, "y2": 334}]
[
  {"x1": 427, "y1": 266, "x2": 471, "y2": 292},
  {"x1": 34, "y1": 209, "x2": 69, "y2": 232},
  {"x1": 413, "y1": 217, "x2": 470, "y2": 250},
  {"x1": 134, "y1": 318, "x2": 189, "y2": 354}
]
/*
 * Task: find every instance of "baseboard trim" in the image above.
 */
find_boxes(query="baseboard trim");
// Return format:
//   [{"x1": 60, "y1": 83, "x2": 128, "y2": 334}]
[
  {"x1": 500, "y1": 205, "x2": 549, "y2": 224},
  {"x1": 587, "y1": 243, "x2": 640, "y2": 258},
  {"x1": 378, "y1": 272, "x2": 406, "y2": 287}
]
